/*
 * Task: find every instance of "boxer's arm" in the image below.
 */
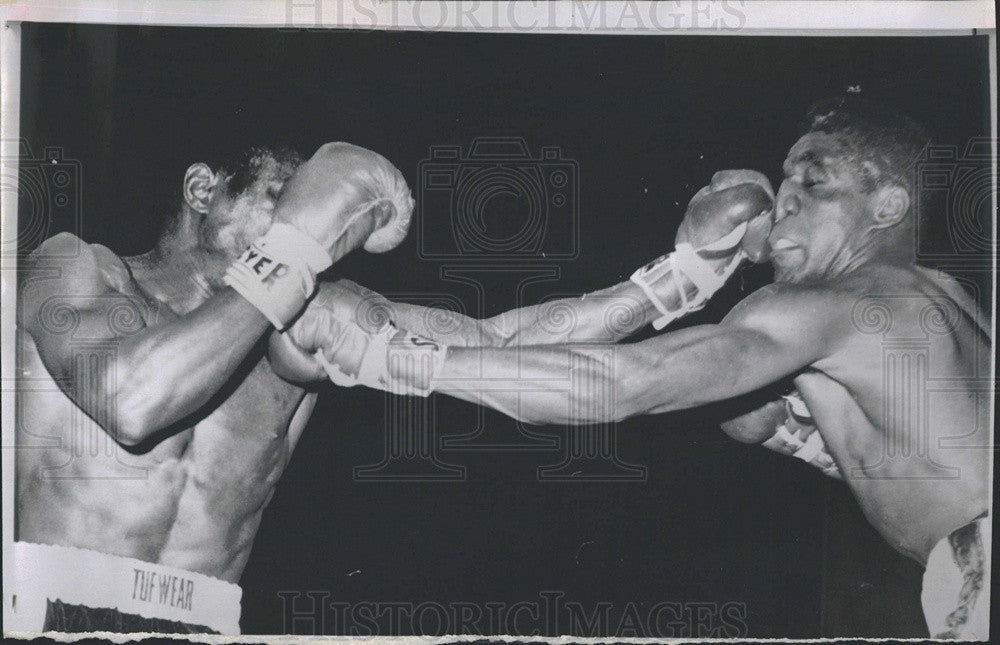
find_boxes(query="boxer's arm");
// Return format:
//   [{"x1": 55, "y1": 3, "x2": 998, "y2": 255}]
[
  {"x1": 426, "y1": 284, "x2": 840, "y2": 424},
  {"x1": 338, "y1": 278, "x2": 657, "y2": 347},
  {"x1": 720, "y1": 400, "x2": 788, "y2": 444},
  {"x1": 22, "y1": 235, "x2": 271, "y2": 446},
  {"x1": 482, "y1": 280, "x2": 669, "y2": 345},
  {"x1": 333, "y1": 272, "x2": 730, "y2": 348},
  {"x1": 721, "y1": 399, "x2": 844, "y2": 480}
]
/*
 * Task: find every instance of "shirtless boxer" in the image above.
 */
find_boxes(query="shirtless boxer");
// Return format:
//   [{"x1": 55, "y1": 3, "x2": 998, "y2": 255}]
[
  {"x1": 274, "y1": 97, "x2": 992, "y2": 639},
  {"x1": 10, "y1": 142, "x2": 416, "y2": 634}
]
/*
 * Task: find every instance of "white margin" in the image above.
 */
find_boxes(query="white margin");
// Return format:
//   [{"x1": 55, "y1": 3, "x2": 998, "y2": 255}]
[
  {"x1": 0, "y1": 14, "x2": 22, "y2": 640},
  {"x1": 0, "y1": 1, "x2": 993, "y2": 33}
]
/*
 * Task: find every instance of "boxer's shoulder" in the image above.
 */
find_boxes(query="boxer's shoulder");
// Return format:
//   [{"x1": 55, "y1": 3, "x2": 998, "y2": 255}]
[
  {"x1": 726, "y1": 281, "x2": 844, "y2": 325},
  {"x1": 720, "y1": 282, "x2": 857, "y2": 358},
  {"x1": 21, "y1": 234, "x2": 135, "y2": 330},
  {"x1": 26, "y1": 233, "x2": 130, "y2": 293}
]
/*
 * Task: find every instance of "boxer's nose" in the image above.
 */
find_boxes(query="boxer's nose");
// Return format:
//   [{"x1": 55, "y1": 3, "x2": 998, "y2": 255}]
[{"x1": 774, "y1": 192, "x2": 801, "y2": 222}]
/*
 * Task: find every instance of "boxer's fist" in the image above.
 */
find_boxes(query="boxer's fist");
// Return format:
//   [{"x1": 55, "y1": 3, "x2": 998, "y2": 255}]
[
  {"x1": 268, "y1": 281, "x2": 383, "y2": 383},
  {"x1": 272, "y1": 142, "x2": 414, "y2": 265},
  {"x1": 268, "y1": 280, "x2": 445, "y2": 396},
  {"x1": 675, "y1": 170, "x2": 774, "y2": 263}
]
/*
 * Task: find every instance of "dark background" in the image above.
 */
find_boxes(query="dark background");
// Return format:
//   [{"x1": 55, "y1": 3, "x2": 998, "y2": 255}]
[{"x1": 17, "y1": 24, "x2": 992, "y2": 637}]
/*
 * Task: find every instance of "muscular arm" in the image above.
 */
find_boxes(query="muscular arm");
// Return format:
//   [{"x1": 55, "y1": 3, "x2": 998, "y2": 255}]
[
  {"x1": 21, "y1": 234, "x2": 271, "y2": 446},
  {"x1": 343, "y1": 173, "x2": 772, "y2": 349},
  {"x1": 425, "y1": 284, "x2": 840, "y2": 425},
  {"x1": 331, "y1": 259, "x2": 727, "y2": 349},
  {"x1": 335, "y1": 279, "x2": 653, "y2": 347}
]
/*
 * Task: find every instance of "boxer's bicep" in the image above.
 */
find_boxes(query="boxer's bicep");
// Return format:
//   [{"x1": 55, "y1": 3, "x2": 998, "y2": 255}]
[
  {"x1": 620, "y1": 289, "x2": 839, "y2": 416},
  {"x1": 615, "y1": 324, "x2": 806, "y2": 417}
]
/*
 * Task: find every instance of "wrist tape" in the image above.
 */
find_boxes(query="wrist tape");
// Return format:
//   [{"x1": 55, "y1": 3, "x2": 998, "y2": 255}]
[
  {"x1": 770, "y1": 391, "x2": 839, "y2": 477},
  {"x1": 630, "y1": 222, "x2": 746, "y2": 330},
  {"x1": 224, "y1": 223, "x2": 332, "y2": 330}
]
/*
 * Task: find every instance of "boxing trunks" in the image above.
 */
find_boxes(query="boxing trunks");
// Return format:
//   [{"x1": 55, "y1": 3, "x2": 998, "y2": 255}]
[
  {"x1": 5, "y1": 542, "x2": 241, "y2": 635},
  {"x1": 921, "y1": 514, "x2": 991, "y2": 640}
]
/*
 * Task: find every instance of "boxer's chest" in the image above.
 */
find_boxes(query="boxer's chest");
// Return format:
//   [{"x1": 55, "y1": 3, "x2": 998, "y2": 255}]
[
  {"x1": 126, "y1": 278, "x2": 305, "y2": 459},
  {"x1": 123, "y1": 298, "x2": 305, "y2": 480},
  {"x1": 185, "y1": 357, "x2": 305, "y2": 471}
]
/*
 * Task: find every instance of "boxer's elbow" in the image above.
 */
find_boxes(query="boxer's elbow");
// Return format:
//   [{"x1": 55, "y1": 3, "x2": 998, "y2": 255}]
[
  {"x1": 613, "y1": 352, "x2": 681, "y2": 420},
  {"x1": 565, "y1": 353, "x2": 657, "y2": 424},
  {"x1": 720, "y1": 401, "x2": 786, "y2": 444},
  {"x1": 719, "y1": 418, "x2": 766, "y2": 444},
  {"x1": 106, "y1": 381, "x2": 155, "y2": 447},
  {"x1": 111, "y1": 406, "x2": 151, "y2": 447},
  {"x1": 102, "y1": 357, "x2": 168, "y2": 446}
]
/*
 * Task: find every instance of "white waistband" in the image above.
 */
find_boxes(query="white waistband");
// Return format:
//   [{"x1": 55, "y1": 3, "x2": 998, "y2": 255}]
[{"x1": 4, "y1": 542, "x2": 242, "y2": 635}]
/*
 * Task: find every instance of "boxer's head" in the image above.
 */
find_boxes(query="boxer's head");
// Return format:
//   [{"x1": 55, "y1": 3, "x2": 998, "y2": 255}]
[
  {"x1": 165, "y1": 145, "x2": 302, "y2": 272},
  {"x1": 769, "y1": 97, "x2": 930, "y2": 283}
]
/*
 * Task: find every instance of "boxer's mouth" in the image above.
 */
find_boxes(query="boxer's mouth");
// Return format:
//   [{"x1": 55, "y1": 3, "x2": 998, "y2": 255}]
[{"x1": 770, "y1": 238, "x2": 800, "y2": 252}]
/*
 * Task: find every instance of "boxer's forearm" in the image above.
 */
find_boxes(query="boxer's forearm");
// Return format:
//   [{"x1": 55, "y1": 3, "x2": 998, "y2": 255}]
[
  {"x1": 95, "y1": 290, "x2": 271, "y2": 444},
  {"x1": 485, "y1": 280, "x2": 658, "y2": 345},
  {"x1": 430, "y1": 324, "x2": 780, "y2": 425},
  {"x1": 394, "y1": 281, "x2": 657, "y2": 346},
  {"x1": 430, "y1": 343, "x2": 621, "y2": 424},
  {"x1": 338, "y1": 279, "x2": 655, "y2": 348},
  {"x1": 482, "y1": 257, "x2": 733, "y2": 345},
  {"x1": 363, "y1": 277, "x2": 700, "y2": 349}
]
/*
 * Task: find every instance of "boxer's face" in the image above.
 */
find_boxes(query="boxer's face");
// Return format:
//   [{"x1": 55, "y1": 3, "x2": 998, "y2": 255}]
[
  {"x1": 769, "y1": 132, "x2": 883, "y2": 283},
  {"x1": 201, "y1": 152, "x2": 300, "y2": 259}
]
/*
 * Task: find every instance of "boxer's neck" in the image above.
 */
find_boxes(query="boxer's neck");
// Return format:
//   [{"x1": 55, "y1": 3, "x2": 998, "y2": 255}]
[
  {"x1": 839, "y1": 233, "x2": 914, "y2": 276},
  {"x1": 130, "y1": 217, "x2": 223, "y2": 315}
]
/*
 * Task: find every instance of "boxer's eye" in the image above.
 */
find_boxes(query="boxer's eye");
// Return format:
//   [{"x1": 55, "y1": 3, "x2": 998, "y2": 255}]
[{"x1": 802, "y1": 168, "x2": 827, "y2": 189}]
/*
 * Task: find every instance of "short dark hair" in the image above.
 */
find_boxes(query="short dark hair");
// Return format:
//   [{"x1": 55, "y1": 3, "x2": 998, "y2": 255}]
[
  {"x1": 208, "y1": 144, "x2": 303, "y2": 197},
  {"x1": 800, "y1": 96, "x2": 932, "y2": 227},
  {"x1": 155, "y1": 144, "x2": 302, "y2": 241}
]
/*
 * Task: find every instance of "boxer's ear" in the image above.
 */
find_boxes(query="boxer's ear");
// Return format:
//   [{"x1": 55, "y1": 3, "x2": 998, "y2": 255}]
[
  {"x1": 183, "y1": 163, "x2": 217, "y2": 215},
  {"x1": 870, "y1": 182, "x2": 910, "y2": 230}
]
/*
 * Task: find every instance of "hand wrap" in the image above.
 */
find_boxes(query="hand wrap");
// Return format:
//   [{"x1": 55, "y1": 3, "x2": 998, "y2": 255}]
[
  {"x1": 630, "y1": 222, "x2": 747, "y2": 330},
  {"x1": 224, "y1": 223, "x2": 332, "y2": 330},
  {"x1": 765, "y1": 391, "x2": 841, "y2": 478}
]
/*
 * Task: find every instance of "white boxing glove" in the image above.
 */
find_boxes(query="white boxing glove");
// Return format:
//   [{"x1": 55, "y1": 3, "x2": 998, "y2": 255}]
[{"x1": 268, "y1": 282, "x2": 446, "y2": 396}]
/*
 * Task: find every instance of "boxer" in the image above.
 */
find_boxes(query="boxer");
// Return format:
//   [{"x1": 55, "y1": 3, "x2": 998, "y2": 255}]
[
  {"x1": 11, "y1": 142, "x2": 413, "y2": 634},
  {"x1": 277, "y1": 97, "x2": 991, "y2": 639}
]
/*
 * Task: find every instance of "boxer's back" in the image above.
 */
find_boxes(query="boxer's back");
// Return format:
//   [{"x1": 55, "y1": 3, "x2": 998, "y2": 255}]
[{"x1": 16, "y1": 235, "x2": 308, "y2": 582}]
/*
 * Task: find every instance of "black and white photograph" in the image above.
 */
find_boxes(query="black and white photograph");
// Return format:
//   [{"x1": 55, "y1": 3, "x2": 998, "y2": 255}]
[{"x1": 1, "y1": 1, "x2": 996, "y2": 641}]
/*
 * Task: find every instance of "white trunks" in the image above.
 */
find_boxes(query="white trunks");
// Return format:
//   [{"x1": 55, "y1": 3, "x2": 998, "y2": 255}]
[
  {"x1": 4, "y1": 542, "x2": 242, "y2": 635},
  {"x1": 921, "y1": 515, "x2": 991, "y2": 640}
]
